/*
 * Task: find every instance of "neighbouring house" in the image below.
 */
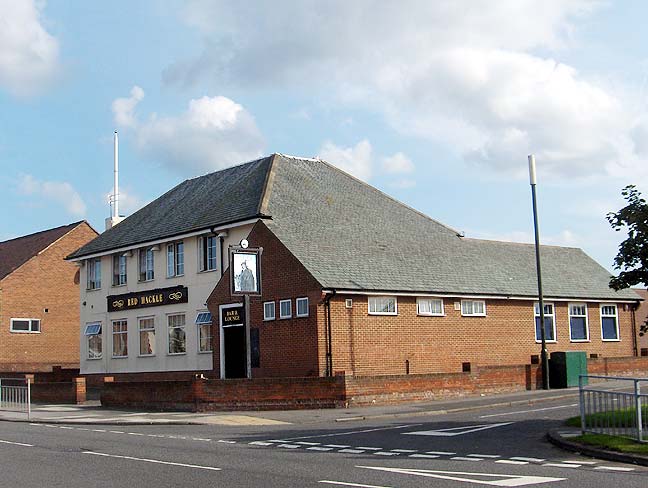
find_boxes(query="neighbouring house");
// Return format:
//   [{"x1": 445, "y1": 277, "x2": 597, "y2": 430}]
[
  {"x1": 0, "y1": 221, "x2": 98, "y2": 372},
  {"x1": 633, "y1": 288, "x2": 648, "y2": 355},
  {"x1": 65, "y1": 154, "x2": 641, "y2": 384}
]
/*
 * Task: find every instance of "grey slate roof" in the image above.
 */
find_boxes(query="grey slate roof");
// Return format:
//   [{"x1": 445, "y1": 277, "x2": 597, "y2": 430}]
[
  {"x1": 68, "y1": 153, "x2": 640, "y2": 301},
  {"x1": 67, "y1": 156, "x2": 273, "y2": 259}
]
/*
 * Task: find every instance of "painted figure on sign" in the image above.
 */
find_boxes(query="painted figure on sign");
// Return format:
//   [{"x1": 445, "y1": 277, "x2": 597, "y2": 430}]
[{"x1": 237, "y1": 260, "x2": 256, "y2": 292}]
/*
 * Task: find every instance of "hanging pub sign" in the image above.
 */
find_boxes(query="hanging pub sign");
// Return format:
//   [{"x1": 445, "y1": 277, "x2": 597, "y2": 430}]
[
  {"x1": 229, "y1": 240, "x2": 262, "y2": 296},
  {"x1": 221, "y1": 304, "x2": 245, "y2": 328},
  {"x1": 107, "y1": 285, "x2": 188, "y2": 312}
]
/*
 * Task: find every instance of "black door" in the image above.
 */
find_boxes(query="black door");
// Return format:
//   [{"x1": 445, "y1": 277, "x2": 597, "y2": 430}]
[{"x1": 224, "y1": 326, "x2": 247, "y2": 378}]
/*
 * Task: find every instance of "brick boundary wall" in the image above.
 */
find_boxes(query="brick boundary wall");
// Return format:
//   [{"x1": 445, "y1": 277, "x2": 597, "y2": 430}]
[
  {"x1": 97, "y1": 356, "x2": 648, "y2": 411},
  {"x1": 24, "y1": 375, "x2": 86, "y2": 404}
]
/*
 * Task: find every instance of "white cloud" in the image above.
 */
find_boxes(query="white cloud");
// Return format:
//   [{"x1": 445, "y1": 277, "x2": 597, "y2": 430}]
[
  {"x1": 382, "y1": 152, "x2": 415, "y2": 174},
  {"x1": 17, "y1": 174, "x2": 86, "y2": 216},
  {"x1": 111, "y1": 87, "x2": 264, "y2": 175},
  {"x1": 469, "y1": 228, "x2": 580, "y2": 247},
  {"x1": 168, "y1": 1, "x2": 648, "y2": 180},
  {"x1": 103, "y1": 187, "x2": 145, "y2": 216},
  {"x1": 0, "y1": 0, "x2": 59, "y2": 96},
  {"x1": 111, "y1": 86, "x2": 144, "y2": 128},
  {"x1": 317, "y1": 140, "x2": 373, "y2": 181}
]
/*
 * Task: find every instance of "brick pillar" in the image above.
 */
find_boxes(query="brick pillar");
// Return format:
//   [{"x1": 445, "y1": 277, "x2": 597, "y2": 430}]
[{"x1": 74, "y1": 377, "x2": 86, "y2": 404}]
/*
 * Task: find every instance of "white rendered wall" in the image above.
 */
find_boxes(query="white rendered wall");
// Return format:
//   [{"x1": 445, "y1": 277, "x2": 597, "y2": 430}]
[{"x1": 79, "y1": 224, "x2": 253, "y2": 375}]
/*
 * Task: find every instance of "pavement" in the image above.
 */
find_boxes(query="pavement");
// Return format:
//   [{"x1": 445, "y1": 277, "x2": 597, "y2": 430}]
[{"x1": 0, "y1": 386, "x2": 581, "y2": 425}]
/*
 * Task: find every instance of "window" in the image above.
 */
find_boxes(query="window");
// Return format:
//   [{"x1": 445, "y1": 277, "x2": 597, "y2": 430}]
[
  {"x1": 166, "y1": 242, "x2": 184, "y2": 277},
  {"x1": 296, "y1": 297, "x2": 309, "y2": 317},
  {"x1": 139, "y1": 317, "x2": 155, "y2": 356},
  {"x1": 196, "y1": 312, "x2": 212, "y2": 353},
  {"x1": 461, "y1": 300, "x2": 486, "y2": 316},
  {"x1": 87, "y1": 258, "x2": 101, "y2": 290},
  {"x1": 569, "y1": 303, "x2": 589, "y2": 341},
  {"x1": 199, "y1": 235, "x2": 217, "y2": 272},
  {"x1": 112, "y1": 319, "x2": 128, "y2": 357},
  {"x1": 84, "y1": 322, "x2": 102, "y2": 359},
  {"x1": 10, "y1": 318, "x2": 40, "y2": 333},
  {"x1": 417, "y1": 298, "x2": 444, "y2": 316},
  {"x1": 112, "y1": 254, "x2": 127, "y2": 286},
  {"x1": 263, "y1": 301, "x2": 275, "y2": 321},
  {"x1": 279, "y1": 299, "x2": 292, "y2": 319},
  {"x1": 368, "y1": 296, "x2": 397, "y2": 315},
  {"x1": 601, "y1": 304, "x2": 619, "y2": 341},
  {"x1": 534, "y1": 303, "x2": 556, "y2": 342},
  {"x1": 138, "y1": 248, "x2": 155, "y2": 281},
  {"x1": 168, "y1": 314, "x2": 186, "y2": 354}
]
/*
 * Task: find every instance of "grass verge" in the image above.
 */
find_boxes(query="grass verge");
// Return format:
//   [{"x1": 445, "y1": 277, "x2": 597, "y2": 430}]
[{"x1": 570, "y1": 433, "x2": 648, "y2": 455}]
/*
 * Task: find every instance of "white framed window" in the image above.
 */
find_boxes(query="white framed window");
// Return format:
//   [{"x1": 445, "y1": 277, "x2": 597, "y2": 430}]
[
  {"x1": 279, "y1": 299, "x2": 292, "y2": 319},
  {"x1": 87, "y1": 257, "x2": 101, "y2": 290},
  {"x1": 461, "y1": 300, "x2": 486, "y2": 316},
  {"x1": 138, "y1": 247, "x2": 155, "y2": 281},
  {"x1": 112, "y1": 319, "x2": 128, "y2": 358},
  {"x1": 168, "y1": 314, "x2": 186, "y2": 354},
  {"x1": 534, "y1": 302, "x2": 556, "y2": 342},
  {"x1": 112, "y1": 253, "x2": 127, "y2": 286},
  {"x1": 84, "y1": 322, "x2": 102, "y2": 359},
  {"x1": 600, "y1": 304, "x2": 619, "y2": 341},
  {"x1": 199, "y1": 235, "x2": 218, "y2": 272},
  {"x1": 166, "y1": 241, "x2": 184, "y2": 277},
  {"x1": 296, "y1": 297, "x2": 309, "y2": 317},
  {"x1": 417, "y1": 298, "x2": 444, "y2": 316},
  {"x1": 138, "y1": 317, "x2": 155, "y2": 356},
  {"x1": 10, "y1": 318, "x2": 40, "y2": 333},
  {"x1": 368, "y1": 296, "x2": 397, "y2": 315},
  {"x1": 263, "y1": 301, "x2": 276, "y2": 321},
  {"x1": 196, "y1": 312, "x2": 212, "y2": 353},
  {"x1": 569, "y1": 303, "x2": 589, "y2": 341}
]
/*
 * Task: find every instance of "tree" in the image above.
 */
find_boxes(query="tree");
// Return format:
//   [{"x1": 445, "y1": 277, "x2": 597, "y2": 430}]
[{"x1": 607, "y1": 185, "x2": 648, "y2": 336}]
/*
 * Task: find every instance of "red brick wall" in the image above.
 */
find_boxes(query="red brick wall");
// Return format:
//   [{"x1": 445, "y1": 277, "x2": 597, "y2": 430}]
[
  {"x1": 588, "y1": 356, "x2": 648, "y2": 376},
  {"x1": 101, "y1": 380, "x2": 196, "y2": 411},
  {"x1": 207, "y1": 222, "x2": 323, "y2": 378},
  {"x1": 0, "y1": 223, "x2": 98, "y2": 372},
  {"x1": 29, "y1": 377, "x2": 86, "y2": 404},
  {"x1": 327, "y1": 295, "x2": 636, "y2": 376}
]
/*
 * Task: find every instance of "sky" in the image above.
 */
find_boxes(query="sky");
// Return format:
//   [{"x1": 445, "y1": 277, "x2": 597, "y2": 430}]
[{"x1": 1, "y1": 0, "x2": 646, "y2": 272}]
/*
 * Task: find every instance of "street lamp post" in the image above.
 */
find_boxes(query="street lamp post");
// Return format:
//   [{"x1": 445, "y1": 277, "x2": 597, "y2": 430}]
[{"x1": 528, "y1": 154, "x2": 550, "y2": 390}]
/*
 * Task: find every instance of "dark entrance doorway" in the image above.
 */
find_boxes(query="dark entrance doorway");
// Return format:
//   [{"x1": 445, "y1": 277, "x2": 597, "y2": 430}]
[{"x1": 223, "y1": 325, "x2": 247, "y2": 378}]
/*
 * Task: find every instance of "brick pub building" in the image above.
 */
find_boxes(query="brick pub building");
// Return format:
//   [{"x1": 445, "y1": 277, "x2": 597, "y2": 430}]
[
  {"x1": 72, "y1": 154, "x2": 644, "y2": 409},
  {"x1": 0, "y1": 221, "x2": 97, "y2": 372}
]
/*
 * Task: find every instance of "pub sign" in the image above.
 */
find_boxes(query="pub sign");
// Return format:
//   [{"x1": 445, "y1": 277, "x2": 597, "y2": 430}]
[{"x1": 108, "y1": 285, "x2": 188, "y2": 312}]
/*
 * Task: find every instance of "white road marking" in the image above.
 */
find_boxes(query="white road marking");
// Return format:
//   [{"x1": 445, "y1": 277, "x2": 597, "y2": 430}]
[
  {"x1": 595, "y1": 466, "x2": 635, "y2": 472},
  {"x1": 542, "y1": 463, "x2": 581, "y2": 468},
  {"x1": 405, "y1": 422, "x2": 513, "y2": 437},
  {"x1": 109, "y1": 431, "x2": 125, "y2": 434},
  {"x1": 452, "y1": 457, "x2": 482, "y2": 461},
  {"x1": 308, "y1": 447, "x2": 334, "y2": 451},
  {"x1": 126, "y1": 432, "x2": 144, "y2": 436},
  {"x1": 326, "y1": 444, "x2": 351, "y2": 448},
  {"x1": 82, "y1": 451, "x2": 221, "y2": 471},
  {"x1": 191, "y1": 438, "x2": 211, "y2": 442},
  {"x1": 58, "y1": 426, "x2": 73, "y2": 430},
  {"x1": 217, "y1": 440, "x2": 236, "y2": 444},
  {"x1": 564, "y1": 460, "x2": 596, "y2": 465},
  {"x1": 358, "y1": 466, "x2": 566, "y2": 486},
  {"x1": 409, "y1": 454, "x2": 440, "y2": 459},
  {"x1": 285, "y1": 424, "x2": 420, "y2": 440},
  {"x1": 0, "y1": 439, "x2": 34, "y2": 447},
  {"x1": 91, "y1": 429, "x2": 106, "y2": 433},
  {"x1": 357, "y1": 447, "x2": 382, "y2": 450},
  {"x1": 249, "y1": 441, "x2": 273, "y2": 446},
  {"x1": 479, "y1": 404, "x2": 578, "y2": 419},
  {"x1": 375, "y1": 451, "x2": 400, "y2": 456},
  {"x1": 496, "y1": 460, "x2": 528, "y2": 465},
  {"x1": 278, "y1": 444, "x2": 301, "y2": 449},
  {"x1": 339, "y1": 449, "x2": 365, "y2": 454},
  {"x1": 426, "y1": 451, "x2": 456, "y2": 455},
  {"x1": 390, "y1": 449, "x2": 416, "y2": 453},
  {"x1": 296, "y1": 441, "x2": 320, "y2": 445},
  {"x1": 319, "y1": 481, "x2": 392, "y2": 488},
  {"x1": 468, "y1": 454, "x2": 501, "y2": 458},
  {"x1": 510, "y1": 457, "x2": 545, "y2": 463}
]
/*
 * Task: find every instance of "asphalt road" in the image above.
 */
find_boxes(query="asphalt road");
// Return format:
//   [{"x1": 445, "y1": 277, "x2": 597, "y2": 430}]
[{"x1": 1, "y1": 398, "x2": 646, "y2": 487}]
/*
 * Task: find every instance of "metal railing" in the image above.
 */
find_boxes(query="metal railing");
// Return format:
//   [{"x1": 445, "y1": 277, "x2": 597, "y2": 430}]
[
  {"x1": 0, "y1": 378, "x2": 31, "y2": 420},
  {"x1": 579, "y1": 375, "x2": 647, "y2": 442}
]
